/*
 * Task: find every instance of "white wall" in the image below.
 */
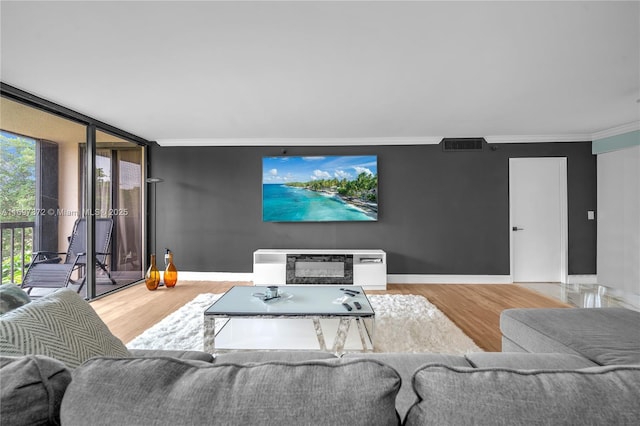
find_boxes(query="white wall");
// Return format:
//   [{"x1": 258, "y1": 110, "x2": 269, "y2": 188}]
[{"x1": 597, "y1": 144, "x2": 640, "y2": 296}]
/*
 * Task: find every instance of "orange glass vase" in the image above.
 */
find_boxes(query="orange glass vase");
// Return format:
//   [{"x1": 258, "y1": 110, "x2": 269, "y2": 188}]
[
  {"x1": 164, "y1": 251, "x2": 178, "y2": 288},
  {"x1": 145, "y1": 254, "x2": 160, "y2": 290}
]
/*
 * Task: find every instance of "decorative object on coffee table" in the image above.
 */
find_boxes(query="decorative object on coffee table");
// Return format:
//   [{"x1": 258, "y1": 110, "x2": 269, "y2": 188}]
[{"x1": 145, "y1": 254, "x2": 160, "y2": 291}]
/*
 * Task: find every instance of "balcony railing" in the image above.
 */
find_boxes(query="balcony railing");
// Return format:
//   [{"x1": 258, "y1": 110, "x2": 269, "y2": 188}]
[{"x1": 1, "y1": 221, "x2": 34, "y2": 284}]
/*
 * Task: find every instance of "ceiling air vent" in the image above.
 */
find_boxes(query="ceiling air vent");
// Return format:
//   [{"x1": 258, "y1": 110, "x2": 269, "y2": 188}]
[{"x1": 441, "y1": 137, "x2": 486, "y2": 152}]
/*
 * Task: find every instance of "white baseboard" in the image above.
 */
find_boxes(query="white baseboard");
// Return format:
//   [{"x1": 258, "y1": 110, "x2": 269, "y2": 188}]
[
  {"x1": 566, "y1": 275, "x2": 598, "y2": 284},
  {"x1": 178, "y1": 271, "x2": 254, "y2": 282},
  {"x1": 178, "y1": 272, "x2": 597, "y2": 286},
  {"x1": 180, "y1": 272, "x2": 514, "y2": 284},
  {"x1": 387, "y1": 274, "x2": 513, "y2": 284}
]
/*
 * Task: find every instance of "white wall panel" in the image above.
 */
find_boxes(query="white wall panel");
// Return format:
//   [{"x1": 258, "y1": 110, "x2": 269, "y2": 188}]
[{"x1": 597, "y1": 145, "x2": 640, "y2": 295}]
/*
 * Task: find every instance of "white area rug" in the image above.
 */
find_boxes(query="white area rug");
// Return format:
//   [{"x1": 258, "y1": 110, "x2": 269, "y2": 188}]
[{"x1": 127, "y1": 293, "x2": 483, "y2": 354}]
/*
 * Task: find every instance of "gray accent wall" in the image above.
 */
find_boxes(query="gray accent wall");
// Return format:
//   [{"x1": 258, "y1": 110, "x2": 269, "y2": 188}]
[{"x1": 150, "y1": 142, "x2": 596, "y2": 275}]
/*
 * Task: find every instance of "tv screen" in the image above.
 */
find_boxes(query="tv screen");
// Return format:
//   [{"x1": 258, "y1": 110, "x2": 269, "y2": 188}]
[{"x1": 262, "y1": 155, "x2": 378, "y2": 222}]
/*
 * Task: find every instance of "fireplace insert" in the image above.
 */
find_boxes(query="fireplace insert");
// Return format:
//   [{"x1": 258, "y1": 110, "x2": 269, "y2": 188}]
[{"x1": 286, "y1": 254, "x2": 354, "y2": 285}]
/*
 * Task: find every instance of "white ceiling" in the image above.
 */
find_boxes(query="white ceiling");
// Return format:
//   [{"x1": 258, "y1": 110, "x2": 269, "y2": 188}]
[{"x1": 1, "y1": 1, "x2": 639, "y2": 146}]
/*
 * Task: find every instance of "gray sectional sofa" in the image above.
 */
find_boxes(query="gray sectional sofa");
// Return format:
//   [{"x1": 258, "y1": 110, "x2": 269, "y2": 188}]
[
  {"x1": 501, "y1": 306, "x2": 640, "y2": 365},
  {"x1": 1, "y1": 288, "x2": 639, "y2": 425}
]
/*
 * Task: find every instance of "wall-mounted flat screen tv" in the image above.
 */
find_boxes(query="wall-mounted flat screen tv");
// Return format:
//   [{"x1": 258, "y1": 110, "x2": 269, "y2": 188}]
[{"x1": 263, "y1": 155, "x2": 378, "y2": 222}]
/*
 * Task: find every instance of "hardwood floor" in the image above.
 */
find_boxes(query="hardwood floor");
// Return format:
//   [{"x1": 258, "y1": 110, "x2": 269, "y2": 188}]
[
  {"x1": 91, "y1": 282, "x2": 570, "y2": 352},
  {"x1": 90, "y1": 281, "x2": 243, "y2": 344},
  {"x1": 368, "y1": 284, "x2": 570, "y2": 351}
]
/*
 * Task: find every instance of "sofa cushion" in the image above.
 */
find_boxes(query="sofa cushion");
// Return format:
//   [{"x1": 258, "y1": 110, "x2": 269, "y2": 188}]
[
  {"x1": 128, "y1": 348, "x2": 214, "y2": 363},
  {"x1": 466, "y1": 352, "x2": 598, "y2": 369},
  {"x1": 0, "y1": 284, "x2": 31, "y2": 315},
  {"x1": 500, "y1": 307, "x2": 640, "y2": 365},
  {"x1": 404, "y1": 364, "x2": 640, "y2": 426},
  {"x1": 342, "y1": 352, "x2": 471, "y2": 421},
  {"x1": 501, "y1": 335, "x2": 528, "y2": 352},
  {"x1": 214, "y1": 350, "x2": 337, "y2": 363},
  {"x1": 0, "y1": 355, "x2": 72, "y2": 426},
  {"x1": 61, "y1": 357, "x2": 401, "y2": 426},
  {"x1": 0, "y1": 289, "x2": 130, "y2": 368}
]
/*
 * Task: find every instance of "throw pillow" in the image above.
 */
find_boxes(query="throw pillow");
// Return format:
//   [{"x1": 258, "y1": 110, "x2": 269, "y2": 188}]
[
  {"x1": 404, "y1": 364, "x2": 640, "y2": 425},
  {"x1": 0, "y1": 284, "x2": 31, "y2": 315},
  {"x1": 61, "y1": 357, "x2": 402, "y2": 425},
  {"x1": 0, "y1": 288, "x2": 131, "y2": 368},
  {"x1": 0, "y1": 355, "x2": 71, "y2": 426}
]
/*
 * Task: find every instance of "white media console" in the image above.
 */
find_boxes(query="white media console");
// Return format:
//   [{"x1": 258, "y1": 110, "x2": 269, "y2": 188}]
[{"x1": 253, "y1": 249, "x2": 387, "y2": 290}]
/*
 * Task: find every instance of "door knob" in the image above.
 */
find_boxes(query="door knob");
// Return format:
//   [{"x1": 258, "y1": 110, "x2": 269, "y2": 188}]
[{"x1": 512, "y1": 226, "x2": 524, "y2": 231}]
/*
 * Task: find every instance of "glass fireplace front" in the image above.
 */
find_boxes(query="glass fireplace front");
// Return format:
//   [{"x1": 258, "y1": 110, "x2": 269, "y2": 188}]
[{"x1": 286, "y1": 254, "x2": 354, "y2": 285}]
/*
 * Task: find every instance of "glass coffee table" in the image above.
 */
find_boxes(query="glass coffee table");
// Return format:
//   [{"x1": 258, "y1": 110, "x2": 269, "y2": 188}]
[{"x1": 203, "y1": 285, "x2": 375, "y2": 354}]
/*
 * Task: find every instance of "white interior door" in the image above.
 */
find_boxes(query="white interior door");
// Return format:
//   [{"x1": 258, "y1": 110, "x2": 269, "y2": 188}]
[{"x1": 509, "y1": 158, "x2": 567, "y2": 282}]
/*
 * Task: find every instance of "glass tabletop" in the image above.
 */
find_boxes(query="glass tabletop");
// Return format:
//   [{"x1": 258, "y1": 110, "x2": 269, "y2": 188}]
[{"x1": 204, "y1": 285, "x2": 375, "y2": 317}]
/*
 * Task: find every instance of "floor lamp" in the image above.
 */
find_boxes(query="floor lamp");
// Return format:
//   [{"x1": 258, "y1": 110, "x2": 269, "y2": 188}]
[{"x1": 146, "y1": 177, "x2": 164, "y2": 285}]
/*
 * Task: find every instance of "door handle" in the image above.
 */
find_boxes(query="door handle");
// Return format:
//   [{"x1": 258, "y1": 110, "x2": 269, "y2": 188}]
[{"x1": 512, "y1": 226, "x2": 524, "y2": 231}]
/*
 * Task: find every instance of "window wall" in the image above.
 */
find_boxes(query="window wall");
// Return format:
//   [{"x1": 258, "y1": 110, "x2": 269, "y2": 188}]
[
  {"x1": 81, "y1": 133, "x2": 145, "y2": 292},
  {"x1": 0, "y1": 91, "x2": 149, "y2": 299}
]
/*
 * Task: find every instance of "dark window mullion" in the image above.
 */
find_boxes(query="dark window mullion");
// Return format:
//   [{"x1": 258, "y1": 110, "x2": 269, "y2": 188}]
[
  {"x1": 111, "y1": 149, "x2": 119, "y2": 271},
  {"x1": 85, "y1": 125, "x2": 96, "y2": 300}
]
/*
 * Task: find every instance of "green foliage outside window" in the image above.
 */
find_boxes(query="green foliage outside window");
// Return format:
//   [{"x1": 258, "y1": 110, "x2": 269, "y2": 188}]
[
  {"x1": 1, "y1": 131, "x2": 36, "y2": 284},
  {"x1": 1, "y1": 132, "x2": 36, "y2": 221}
]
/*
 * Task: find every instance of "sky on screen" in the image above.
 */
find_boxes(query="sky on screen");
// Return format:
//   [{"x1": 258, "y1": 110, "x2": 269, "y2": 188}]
[{"x1": 263, "y1": 155, "x2": 377, "y2": 184}]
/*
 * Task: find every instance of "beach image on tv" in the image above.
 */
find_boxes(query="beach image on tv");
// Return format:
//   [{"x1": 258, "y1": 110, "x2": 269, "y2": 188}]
[{"x1": 262, "y1": 155, "x2": 378, "y2": 222}]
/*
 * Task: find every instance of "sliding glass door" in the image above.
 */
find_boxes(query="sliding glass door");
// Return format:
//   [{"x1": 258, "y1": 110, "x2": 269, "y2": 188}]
[
  {"x1": 1, "y1": 91, "x2": 149, "y2": 299},
  {"x1": 81, "y1": 132, "x2": 145, "y2": 296}
]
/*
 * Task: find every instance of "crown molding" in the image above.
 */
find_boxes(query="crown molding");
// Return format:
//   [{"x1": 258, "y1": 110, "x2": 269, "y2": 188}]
[
  {"x1": 484, "y1": 134, "x2": 592, "y2": 144},
  {"x1": 157, "y1": 135, "x2": 588, "y2": 147},
  {"x1": 155, "y1": 137, "x2": 442, "y2": 147},
  {"x1": 591, "y1": 121, "x2": 640, "y2": 141},
  {"x1": 156, "y1": 122, "x2": 640, "y2": 147}
]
